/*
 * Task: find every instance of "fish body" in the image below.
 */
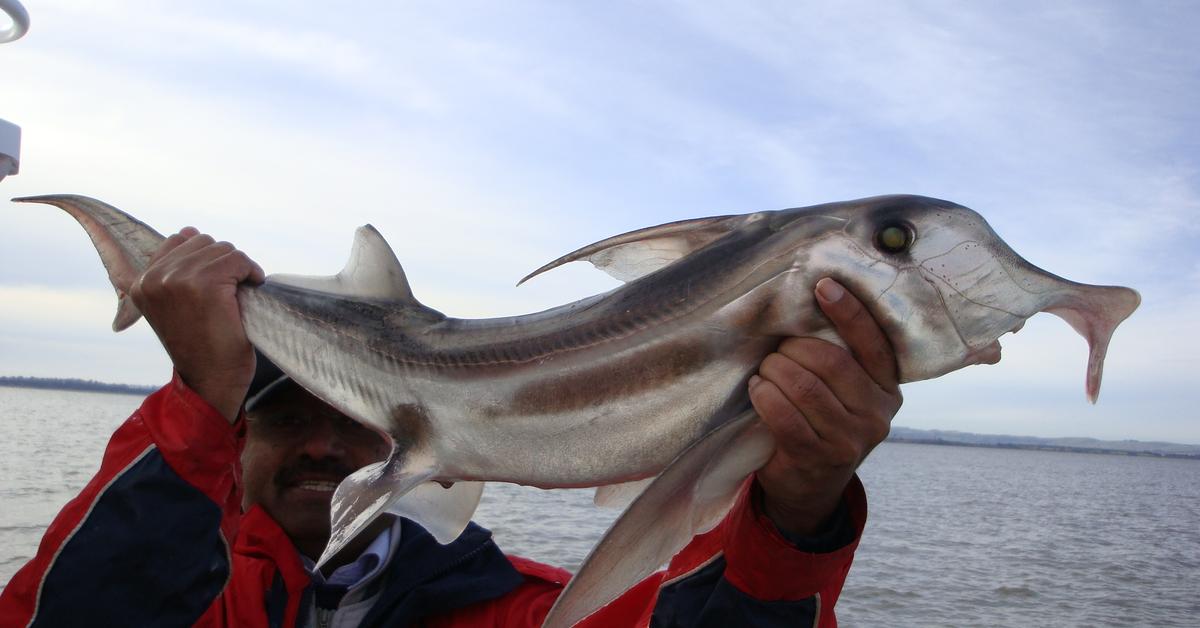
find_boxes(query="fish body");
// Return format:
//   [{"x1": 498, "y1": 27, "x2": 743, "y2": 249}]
[{"x1": 16, "y1": 193, "x2": 1139, "y2": 627}]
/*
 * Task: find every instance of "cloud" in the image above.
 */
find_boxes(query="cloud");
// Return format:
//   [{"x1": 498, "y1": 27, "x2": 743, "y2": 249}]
[
  {"x1": 2, "y1": 1, "x2": 1196, "y2": 441},
  {"x1": 0, "y1": 286, "x2": 168, "y2": 384}
]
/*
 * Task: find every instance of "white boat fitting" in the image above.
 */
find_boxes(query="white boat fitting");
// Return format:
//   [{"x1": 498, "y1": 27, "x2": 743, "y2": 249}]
[
  {"x1": 0, "y1": 0, "x2": 29, "y2": 182},
  {"x1": 0, "y1": 119, "x2": 19, "y2": 181},
  {"x1": 0, "y1": 0, "x2": 29, "y2": 43}
]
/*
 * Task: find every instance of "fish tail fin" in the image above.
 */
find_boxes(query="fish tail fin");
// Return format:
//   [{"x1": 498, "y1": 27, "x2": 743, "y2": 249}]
[
  {"x1": 13, "y1": 194, "x2": 166, "y2": 331},
  {"x1": 318, "y1": 451, "x2": 483, "y2": 569}
]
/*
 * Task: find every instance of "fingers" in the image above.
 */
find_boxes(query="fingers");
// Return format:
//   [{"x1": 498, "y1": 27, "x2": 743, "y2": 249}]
[
  {"x1": 147, "y1": 226, "x2": 200, "y2": 266},
  {"x1": 141, "y1": 229, "x2": 264, "y2": 291},
  {"x1": 169, "y1": 240, "x2": 261, "y2": 285},
  {"x1": 130, "y1": 228, "x2": 262, "y2": 422},
  {"x1": 756, "y1": 352, "x2": 847, "y2": 437},
  {"x1": 748, "y1": 374, "x2": 820, "y2": 444},
  {"x1": 814, "y1": 277, "x2": 899, "y2": 393},
  {"x1": 749, "y1": 279, "x2": 903, "y2": 535},
  {"x1": 749, "y1": 278, "x2": 902, "y2": 452},
  {"x1": 753, "y1": 350, "x2": 874, "y2": 463}
]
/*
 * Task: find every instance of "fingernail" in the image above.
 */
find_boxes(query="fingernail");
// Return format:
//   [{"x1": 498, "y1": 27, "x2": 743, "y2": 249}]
[
  {"x1": 749, "y1": 374, "x2": 763, "y2": 389},
  {"x1": 816, "y1": 278, "x2": 844, "y2": 303}
]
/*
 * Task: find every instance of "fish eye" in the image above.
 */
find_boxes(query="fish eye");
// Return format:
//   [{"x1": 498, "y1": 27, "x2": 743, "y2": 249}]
[{"x1": 875, "y1": 223, "x2": 914, "y2": 254}]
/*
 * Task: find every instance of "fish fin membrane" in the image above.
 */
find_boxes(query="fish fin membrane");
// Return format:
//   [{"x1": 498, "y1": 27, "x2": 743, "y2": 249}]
[
  {"x1": 517, "y1": 213, "x2": 753, "y2": 286},
  {"x1": 543, "y1": 411, "x2": 775, "y2": 628},
  {"x1": 113, "y1": 295, "x2": 145, "y2": 331},
  {"x1": 270, "y1": 224, "x2": 419, "y2": 302},
  {"x1": 386, "y1": 480, "x2": 485, "y2": 544},
  {"x1": 14, "y1": 194, "x2": 166, "y2": 330},
  {"x1": 318, "y1": 454, "x2": 436, "y2": 569},
  {"x1": 593, "y1": 476, "x2": 655, "y2": 509}
]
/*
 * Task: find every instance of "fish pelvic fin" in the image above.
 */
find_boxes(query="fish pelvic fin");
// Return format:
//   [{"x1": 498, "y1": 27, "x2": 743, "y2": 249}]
[
  {"x1": 517, "y1": 213, "x2": 759, "y2": 286},
  {"x1": 318, "y1": 453, "x2": 435, "y2": 569},
  {"x1": 1045, "y1": 283, "x2": 1141, "y2": 403},
  {"x1": 14, "y1": 194, "x2": 166, "y2": 331},
  {"x1": 318, "y1": 450, "x2": 483, "y2": 569},
  {"x1": 269, "y1": 224, "x2": 423, "y2": 303},
  {"x1": 543, "y1": 410, "x2": 775, "y2": 628},
  {"x1": 387, "y1": 480, "x2": 485, "y2": 544}
]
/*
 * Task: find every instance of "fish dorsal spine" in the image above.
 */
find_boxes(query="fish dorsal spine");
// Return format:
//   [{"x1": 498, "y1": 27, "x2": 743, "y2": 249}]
[{"x1": 268, "y1": 225, "x2": 417, "y2": 302}]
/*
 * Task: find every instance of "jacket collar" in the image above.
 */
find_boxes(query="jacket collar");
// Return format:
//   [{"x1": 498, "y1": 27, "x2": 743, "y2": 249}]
[{"x1": 359, "y1": 518, "x2": 524, "y2": 626}]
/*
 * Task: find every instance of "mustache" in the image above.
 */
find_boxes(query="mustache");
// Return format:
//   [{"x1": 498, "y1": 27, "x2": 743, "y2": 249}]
[{"x1": 274, "y1": 457, "x2": 356, "y2": 488}]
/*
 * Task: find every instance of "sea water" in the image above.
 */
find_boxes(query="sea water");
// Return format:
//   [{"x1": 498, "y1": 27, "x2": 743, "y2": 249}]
[{"x1": 1, "y1": 387, "x2": 1197, "y2": 626}]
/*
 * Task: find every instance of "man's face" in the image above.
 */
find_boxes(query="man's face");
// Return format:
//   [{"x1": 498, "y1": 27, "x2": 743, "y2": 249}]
[{"x1": 242, "y1": 383, "x2": 389, "y2": 559}]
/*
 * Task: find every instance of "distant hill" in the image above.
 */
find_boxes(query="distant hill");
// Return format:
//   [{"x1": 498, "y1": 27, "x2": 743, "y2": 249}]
[
  {"x1": 4, "y1": 375, "x2": 1198, "y2": 459},
  {"x1": 0, "y1": 376, "x2": 156, "y2": 396},
  {"x1": 888, "y1": 426, "x2": 1200, "y2": 459}
]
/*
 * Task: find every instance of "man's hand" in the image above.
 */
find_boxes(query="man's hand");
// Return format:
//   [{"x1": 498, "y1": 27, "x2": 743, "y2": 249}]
[
  {"x1": 130, "y1": 228, "x2": 265, "y2": 422},
  {"x1": 750, "y1": 277, "x2": 901, "y2": 537}
]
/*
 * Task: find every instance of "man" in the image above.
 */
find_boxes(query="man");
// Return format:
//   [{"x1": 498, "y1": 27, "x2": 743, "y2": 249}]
[{"x1": 0, "y1": 228, "x2": 901, "y2": 626}]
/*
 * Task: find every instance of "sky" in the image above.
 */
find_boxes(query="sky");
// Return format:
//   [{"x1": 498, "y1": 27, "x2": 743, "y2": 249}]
[{"x1": 1, "y1": 0, "x2": 1197, "y2": 443}]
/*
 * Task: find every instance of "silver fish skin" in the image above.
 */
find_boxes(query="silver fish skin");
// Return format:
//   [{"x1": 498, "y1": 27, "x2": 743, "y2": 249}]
[{"x1": 15, "y1": 193, "x2": 1139, "y2": 627}]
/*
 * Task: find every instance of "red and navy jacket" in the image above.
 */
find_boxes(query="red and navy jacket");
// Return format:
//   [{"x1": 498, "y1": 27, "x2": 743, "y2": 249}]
[{"x1": 0, "y1": 375, "x2": 868, "y2": 627}]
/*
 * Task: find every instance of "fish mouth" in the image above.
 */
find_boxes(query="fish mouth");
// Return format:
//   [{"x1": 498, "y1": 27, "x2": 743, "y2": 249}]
[
  {"x1": 967, "y1": 318, "x2": 1029, "y2": 366},
  {"x1": 965, "y1": 340, "x2": 1002, "y2": 366}
]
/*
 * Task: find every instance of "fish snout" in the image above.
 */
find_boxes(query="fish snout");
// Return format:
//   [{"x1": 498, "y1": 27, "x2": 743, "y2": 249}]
[
  {"x1": 982, "y1": 245, "x2": 1140, "y2": 402},
  {"x1": 910, "y1": 236, "x2": 1139, "y2": 401},
  {"x1": 1038, "y1": 281, "x2": 1141, "y2": 403}
]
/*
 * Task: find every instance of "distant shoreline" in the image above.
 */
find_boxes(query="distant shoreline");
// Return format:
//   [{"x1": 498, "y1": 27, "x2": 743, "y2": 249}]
[
  {"x1": 885, "y1": 425, "x2": 1200, "y2": 460},
  {"x1": 4, "y1": 376, "x2": 1197, "y2": 460},
  {"x1": 887, "y1": 436, "x2": 1200, "y2": 460},
  {"x1": 0, "y1": 376, "x2": 156, "y2": 397}
]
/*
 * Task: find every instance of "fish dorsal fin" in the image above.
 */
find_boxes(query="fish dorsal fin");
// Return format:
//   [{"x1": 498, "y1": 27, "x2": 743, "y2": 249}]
[
  {"x1": 518, "y1": 214, "x2": 752, "y2": 286},
  {"x1": 269, "y1": 225, "x2": 415, "y2": 301}
]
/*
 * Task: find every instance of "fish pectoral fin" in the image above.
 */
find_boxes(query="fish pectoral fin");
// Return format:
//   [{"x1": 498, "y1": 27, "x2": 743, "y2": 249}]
[
  {"x1": 15, "y1": 194, "x2": 166, "y2": 331},
  {"x1": 518, "y1": 214, "x2": 754, "y2": 285},
  {"x1": 317, "y1": 454, "x2": 435, "y2": 569},
  {"x1": 593, "y1": 477, "x2": 655, "y2": 509},
  {"x1": 270, "y1": 225, "x2": 418, "y2": 302},
  {"x1": 386, "y1": 480, "x2": 485, "y2": 544},
  {"x1": 542, "y1": 411, "x2": 775, "y2": 628}
]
